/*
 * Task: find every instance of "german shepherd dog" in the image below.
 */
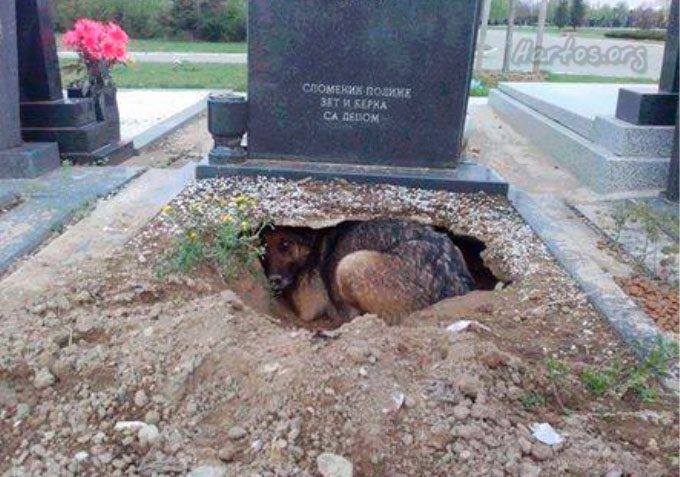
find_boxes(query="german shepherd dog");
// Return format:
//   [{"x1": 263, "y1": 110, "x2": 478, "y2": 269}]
[{"x1": 261, "y1": 219, "x2": 475, "y2": 322}]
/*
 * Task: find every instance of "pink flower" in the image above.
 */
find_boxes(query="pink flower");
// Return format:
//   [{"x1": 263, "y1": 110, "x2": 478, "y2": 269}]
[
  {"x1": 106, "y1": 22, "x2": 129, "y2": 45},
  {"x1": 63, "y1": 18, "x2": 129, "y2": 82},
  {"x1": 62, "y1": 30, "x2": 79, "y2": 48}
]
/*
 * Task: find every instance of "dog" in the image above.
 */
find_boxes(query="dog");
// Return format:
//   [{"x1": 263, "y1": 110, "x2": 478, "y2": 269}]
[{"x1": 261, "y1": 219, "x2": 476, "y2": 322}]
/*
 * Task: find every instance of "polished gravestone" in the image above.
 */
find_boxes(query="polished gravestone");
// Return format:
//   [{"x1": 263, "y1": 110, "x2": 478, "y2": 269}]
[
  {"x1": 249, "y1": 0, "x2": 478, "y2": 168},
  {"x1": 197, "y1": 0, "x2": 507, "y2": 194},
  {"x1": 0, "y1": 0, "x2": 59, "y2": 178},
  {"x1": 615, "y1": 0, "x2": 678, "y2": 126},
  {"x1": 16, "y1": 0, "x2": 133, "y2": 164}
]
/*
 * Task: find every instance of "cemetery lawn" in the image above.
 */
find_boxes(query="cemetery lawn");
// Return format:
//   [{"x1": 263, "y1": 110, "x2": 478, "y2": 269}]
[
  {"x1": 61, "y1": 61, "x2": 247, "y2": 90},
  {"x1": 57, "y1": 34, "x2": 247, "y2": 54},
  {"x1": 487, "y1": 25, "x2": 620, "y2": 39},
  {"x1": 545, "y1": 73, "x2": 657, "y2": 84}
]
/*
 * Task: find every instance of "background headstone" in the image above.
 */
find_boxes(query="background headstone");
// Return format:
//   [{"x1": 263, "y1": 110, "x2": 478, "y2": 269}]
[
  {"x1": 615, "y1": 0, "x2": 678, "y2": 126},
  {"x1": 0, "y1": 0, "x2": 59, "y2": 178},
  {"x1": 248, "y1": 0, "x2": 481, "y2": 168},
  {"x1": 16, "y1": 0, "x2": 63, "y2": 102},
  {"x1": 666, "y1": 116, "x2": 679, "y2": 202},
  {"x1": 15, "y1": 0, "x2": 132, "y2": 164},
  {"x1": 0, "y1": 0, "x2": 23, "y2": 153},
  {"x1": 659, "y1": 0, "x2": 679, "y2": 95}
]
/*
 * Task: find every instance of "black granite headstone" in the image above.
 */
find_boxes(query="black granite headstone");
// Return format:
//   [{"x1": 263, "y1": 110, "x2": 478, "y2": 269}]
[
  {"x1": 16, "y1": 0, "x2": 63, "y2": 102},
  {"x1": 659, "y1": 0, "x2": 679, "y2": 95},
  {"x1": 247, "y1": 0, "x2": 481, "y2": 168},
  {"x1": 0, "y1": 0, "x2": 59, "y2": 178},
  {"x1": 615, "y1": 0, "x2": 678, "y2": 126},
  {"x1": 15, "y1": 0, "x2": 132, "y2": 164},
  {"x1": 666, "y1": 114, "x2": 679, "y2": 202},
  {"x1": 198, "y1": 0, "x2": 507, "y2": 194},
  {"x1": 0, "y1": 3, "x2": 23, "y2": 153}
]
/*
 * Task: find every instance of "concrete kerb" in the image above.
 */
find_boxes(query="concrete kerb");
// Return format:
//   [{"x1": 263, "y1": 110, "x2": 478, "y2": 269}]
[
  {"x1": 508, "y1": 186, "x2": 678, "y2": 390},
  {"x1": 0, "y1": 166, "x2": 145, "y2": 276},
  {"x1": 132, "y1": 94, "x2": 210, "y2": 152}
]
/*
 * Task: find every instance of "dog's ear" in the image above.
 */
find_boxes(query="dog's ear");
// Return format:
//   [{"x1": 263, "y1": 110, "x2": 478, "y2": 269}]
[{"x1": 285, "y1": 227, "x2": 319, "y2": 249}]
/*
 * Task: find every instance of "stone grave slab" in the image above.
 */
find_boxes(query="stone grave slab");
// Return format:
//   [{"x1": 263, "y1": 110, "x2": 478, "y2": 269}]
[
  {"x1": 0, "y1": 166, "x2": 143, "y2": 274},
  {"x1": 0, "y1": 0, "x2": 59, "y2": 178},
  {"x1": 248, "y1": 0, "x2": 480, "y2": 168},
  {"x1": 200, "y1": 0, "x2": 509, "y2": 194}
]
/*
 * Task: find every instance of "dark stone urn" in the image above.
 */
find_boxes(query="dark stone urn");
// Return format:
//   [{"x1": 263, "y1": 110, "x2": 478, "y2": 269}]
[
  {"x1": 67, "y1": 85, "x2": 121, "y2": 144},
  {"x1": 207, "y1": 92, "x2": 248, "y2": 164}
]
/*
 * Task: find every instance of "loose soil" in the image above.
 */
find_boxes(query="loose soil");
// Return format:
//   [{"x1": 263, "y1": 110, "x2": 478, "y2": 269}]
[
  {"x1": 122, "y1": 112, "x2": 212, "y2": 169},
  {"x1": 0, "y1": 178, "x2": 677, "y2": 476},
  {"x1": 616, "y1": 275, "x2": 679, "y2": 335}
]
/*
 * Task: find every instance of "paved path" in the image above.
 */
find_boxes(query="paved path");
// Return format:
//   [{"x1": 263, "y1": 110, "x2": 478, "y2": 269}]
[
  {"x1": 59, "y1": 51, "x2": 247, "y2": 64},
  {"x1": 0, "y1": 163, "x2": 195, "y2": 305},
  {"x1": 480, "y1": 29, "x2": 663, "y2": 79}
]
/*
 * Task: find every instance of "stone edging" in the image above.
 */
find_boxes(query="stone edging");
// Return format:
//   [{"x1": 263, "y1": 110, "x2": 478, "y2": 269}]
[
  {"x1": 508, "y1": 186, "x2": 678, "y2": 390},
  {"x1": 132, "y1": 95, "x2": 210, "y2": 152}
]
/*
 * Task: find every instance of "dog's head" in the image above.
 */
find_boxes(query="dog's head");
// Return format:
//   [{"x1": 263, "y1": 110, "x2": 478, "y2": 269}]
[{"x1": 261, "y1": 227, "x2": 317, "y2": 293}]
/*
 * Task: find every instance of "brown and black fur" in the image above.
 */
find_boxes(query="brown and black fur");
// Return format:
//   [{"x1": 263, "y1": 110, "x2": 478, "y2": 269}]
[
  {"x1": 261, "y1": 219, "x2": 476, "y2": 322},
  {"x1": 261, "y1": 226, "x2": 340, "y2": 322}
]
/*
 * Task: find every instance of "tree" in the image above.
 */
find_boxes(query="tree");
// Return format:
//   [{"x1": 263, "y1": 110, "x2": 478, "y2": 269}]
[
  {"x1": 554, "y1": 0, "x2": 569, "y2": 28},
  {"x1": 475, "y1": 0, "x2": 492, "y2": 72},
  {"x1": 612, "y1": 1, "x2": 630, "y2": 27},
  {"x1": 570, "y1": 0, "x2": 587, "y2": 29},
  {"x1": 502, "y1": 0, "x2": 516, "y2": 74},
  {"x1": 489, "y1": 0, "x2": 509, "y2": 25},
  {"x1": 533, "y1": 0, "x2": 549, "y2": 74}
]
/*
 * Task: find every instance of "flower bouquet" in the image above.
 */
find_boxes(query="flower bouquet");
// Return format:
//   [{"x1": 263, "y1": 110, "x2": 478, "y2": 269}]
[{"x1": 62, "y1": 19, "x2": 129, "y2": 94}]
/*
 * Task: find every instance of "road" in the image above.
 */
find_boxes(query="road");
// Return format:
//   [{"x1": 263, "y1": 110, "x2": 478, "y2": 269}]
[
  {"x1": 58, "y1": 32, "x2": 664, "y2": 79},
  {"x1": 58, "y1": 51, "x2": 248, "y2": 65},
  {"x1": 481, "y1": 29, "x2": 663, "y2": 79}
]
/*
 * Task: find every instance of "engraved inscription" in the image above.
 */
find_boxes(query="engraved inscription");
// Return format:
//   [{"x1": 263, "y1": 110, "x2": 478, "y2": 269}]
[{"x1": 302, "y1": 82, "x2": 413, "y2": 125}]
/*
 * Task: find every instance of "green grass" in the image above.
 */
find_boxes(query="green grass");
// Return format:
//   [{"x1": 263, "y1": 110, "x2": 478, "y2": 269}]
[
  {"x1": 59, "y1": 62, "x2": 653, "y2": 92},
  {"x1": 604, "y1": 29, "x2": 666, "y2": 41},
  {"x1": 61, "y1": 61, "x2": 247, "y2": 90},
  {"x1": 467, "y1": 72, "x2": 654, "y2": 98},
  {"x1": 487, "y1": 25, "x2": 650, "y2": 40},
  {"x1": 127, "y1": 38, "x2": 246, "y2": 53},
  {"x1": 546, "y1": 73, "x2": 657, "y2": 84},
  {"x1": 57, "y1": 34, "x2": 246, "y2": 53}
]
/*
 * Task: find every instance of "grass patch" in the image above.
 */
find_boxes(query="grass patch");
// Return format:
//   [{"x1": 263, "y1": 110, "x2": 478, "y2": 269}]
[
  {"x1": 470, "y1": 78, "x2": 490, "y2": 97},
  {"x1": 546, "y1": 73, "x2": 656, "y2": 84},
  {"x1": 487, "y1": 25, "x2": 608, "y2": 39},
  {"x1": 157, "y1": 195, "x2": 265, "y2": 279},
  {"x1": 61, "y1": 61, "x2": 247, "y2": 90},
  {"x1": 605, "y1": 29, "x2": 666, "y2": 41},
  {"x1": 467, "y1": 72, "x2": 654, "y2": 98},
  {"x1": 57, "y1": 34, "x2": 246, "y2": 54},
  {"x1": 579, "y1": 339, "x2": 678, "y2": 403},
  {"x1": 127, "y1": 38, "x2": 246, "y2": 53}
]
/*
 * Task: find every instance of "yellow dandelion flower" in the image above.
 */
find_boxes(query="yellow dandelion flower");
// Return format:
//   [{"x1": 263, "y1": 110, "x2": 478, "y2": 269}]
[
  {"x1": 221, "y1": 213, "x2": 234, "y2": 223},
  {"x1": 234, "y1": 195, "x2": 252, "y2": 208},
  {"x1": 161, "y1": 205, "x2": 174, "y2": 215}
]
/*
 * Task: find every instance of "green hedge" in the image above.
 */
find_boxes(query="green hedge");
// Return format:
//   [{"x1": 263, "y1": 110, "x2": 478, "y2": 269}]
[
  {"x1": 604, "y1": 29, "x2": 666, "y2": 41},
  {"x1": 53, "y1": 0, "x2": 247, "y2": 42},
  {"x1": 54, "y1": 0, "x2": 171, "y2": 38}
]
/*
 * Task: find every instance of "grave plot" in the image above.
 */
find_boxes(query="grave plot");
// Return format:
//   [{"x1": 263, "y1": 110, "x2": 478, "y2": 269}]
[{"x1": 1, "y1": 177, "x2": 677, "y2": 476}]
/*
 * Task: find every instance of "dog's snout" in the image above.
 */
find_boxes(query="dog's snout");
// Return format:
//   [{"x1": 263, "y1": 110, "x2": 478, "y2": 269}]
[{"x1": 269, "y1": 274, "x2": 286, "y2": 290}]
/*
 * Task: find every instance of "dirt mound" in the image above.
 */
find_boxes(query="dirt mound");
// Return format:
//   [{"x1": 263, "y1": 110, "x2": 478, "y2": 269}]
[
  {"x1": 1, "y1": 178, "x2": 677, "y2": 476},
  {"x1": 0, "y1": 286, "x2": 675, "y2": 476}
]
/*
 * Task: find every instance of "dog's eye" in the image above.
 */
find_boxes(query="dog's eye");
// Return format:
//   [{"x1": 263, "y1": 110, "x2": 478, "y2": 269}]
[{"x1": 279, "y1": 240, "x2": 291, "y2": 252}]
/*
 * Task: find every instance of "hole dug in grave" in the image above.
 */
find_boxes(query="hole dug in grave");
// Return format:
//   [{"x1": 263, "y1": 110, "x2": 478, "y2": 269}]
[{"x1": 259, "y1": 217, "x2": 505, "y2": 329}]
